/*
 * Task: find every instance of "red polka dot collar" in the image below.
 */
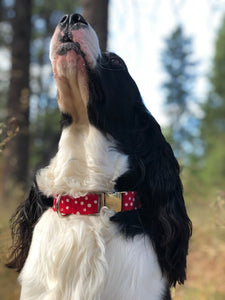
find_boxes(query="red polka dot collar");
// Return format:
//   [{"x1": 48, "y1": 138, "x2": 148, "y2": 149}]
[{"x1": 53, "y1": 192, "x2": 138, "y2": 216}]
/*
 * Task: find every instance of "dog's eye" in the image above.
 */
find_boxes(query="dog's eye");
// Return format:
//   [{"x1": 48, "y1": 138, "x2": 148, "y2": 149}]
[
  {"x1": 110, "y1": 57, "x2": 126, "y2": 69},
  {"x1": 110, "y1": 58, "x2": 122, "y2": 66},
  {"x1": 100, "y1": 53, "x2": 127, "y2": 70}
]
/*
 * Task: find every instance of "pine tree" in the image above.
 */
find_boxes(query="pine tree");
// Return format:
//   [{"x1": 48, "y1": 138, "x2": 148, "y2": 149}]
[
  {"x1": 2, "y1": 0, "x2": 31, "y2": 192},
  {"x1": 200, "y1": 17, "x2": 225, "y2": 188},
  {"x1": 161, "y1": 25, "x2": 197, "y2": 161}
]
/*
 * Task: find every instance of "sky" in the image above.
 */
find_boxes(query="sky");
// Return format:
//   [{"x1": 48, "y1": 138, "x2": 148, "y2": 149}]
[{"x1": 108, "y1": 0, "x2": 225, "y2": 126}]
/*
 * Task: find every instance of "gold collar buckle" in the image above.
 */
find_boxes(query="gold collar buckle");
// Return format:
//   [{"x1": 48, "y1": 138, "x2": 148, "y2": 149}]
[{"x1": 98, "y1": 192, "x2": 122, "y2": 212}]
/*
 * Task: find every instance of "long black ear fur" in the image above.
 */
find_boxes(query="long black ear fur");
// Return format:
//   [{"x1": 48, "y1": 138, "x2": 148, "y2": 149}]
[
  {"x1": 88, "y1": 60, "x2": 192, "y2": 286},
  {"x1": 112, "y1": 112, "x2": 192, "y2": 287},
  {"x1": 6, "y1": 181, "x2": 53, "y2": 272},
  {"x1": 141, "y1": 136, "x2": 192, "y2": 287}
]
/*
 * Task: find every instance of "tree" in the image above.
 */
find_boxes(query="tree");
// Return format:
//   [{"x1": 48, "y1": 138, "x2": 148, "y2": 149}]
[
  {"x1": 200, "y1": 17, "x2": 225, "y2": 189},
  {"x1": 29, "y1": 0, "x2": 79, "y2": 169},
  {"x1": 1, "y1": 0, "x2": 109, "y2": 196},
  {"x1": 2, "y1": 0, "x2": 31, "y2": 192},
  {"x1": 161, "y1": 25, "x2": 197, "y2": 160},
  {"x1": 81, "y1": 0, "x2": 109, "y2": 51}
]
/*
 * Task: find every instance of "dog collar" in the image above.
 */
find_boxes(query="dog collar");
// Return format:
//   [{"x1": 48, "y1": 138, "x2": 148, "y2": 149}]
[{"x1": 52, "y1": 192, "x2": 138, "y2": 216}]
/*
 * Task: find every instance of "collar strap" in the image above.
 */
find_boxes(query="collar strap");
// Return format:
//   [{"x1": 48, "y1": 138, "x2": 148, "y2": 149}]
[{"x1": 53, "y1": 192, "x2": 138, "y2": 216}]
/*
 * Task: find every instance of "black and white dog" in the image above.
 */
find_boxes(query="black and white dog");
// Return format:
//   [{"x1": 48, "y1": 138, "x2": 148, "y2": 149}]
[{"x1": 8, "y1": 14, "x2": 192, "y2": 300}]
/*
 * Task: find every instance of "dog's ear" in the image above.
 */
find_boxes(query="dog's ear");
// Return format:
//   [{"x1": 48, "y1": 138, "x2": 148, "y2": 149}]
[
  {"x1": 114, "y1": 111, "x2": 192, "y2": 286},
  {"x1": 137, "y1": 118, "x2": 192, "y2": 287},
  {"x1": 89, "y1": 52, "x2": 191, "y2": 285},
  {"x1": 6, "y1": 181, "x2": 53, "y2": 272}
]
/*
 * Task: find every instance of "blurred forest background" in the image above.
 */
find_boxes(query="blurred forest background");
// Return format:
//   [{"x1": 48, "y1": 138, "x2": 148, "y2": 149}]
[{"x1": 0, "y1": 0, "x2": 224, "y2": 299}]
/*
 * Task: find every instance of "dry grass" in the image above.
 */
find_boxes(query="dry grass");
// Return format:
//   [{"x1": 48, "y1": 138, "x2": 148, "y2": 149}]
[
  {"x1": 0, "y1": 192, "x2": 224, "y2": 299},
  {"x1": 0, "y1": 217, "x2": 20, "y2": 300},
  {"x1": 173, "y1": 193, "x2": 225, "y2": 300}
]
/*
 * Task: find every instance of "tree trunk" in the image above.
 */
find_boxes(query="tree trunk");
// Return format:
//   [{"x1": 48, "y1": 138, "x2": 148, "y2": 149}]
[
  {"x1": 2, "y1": 0, "x2": 31, "y2": 194},
  {"x1": 81, "y1": 0, "x2": 109, "y2": 51}
]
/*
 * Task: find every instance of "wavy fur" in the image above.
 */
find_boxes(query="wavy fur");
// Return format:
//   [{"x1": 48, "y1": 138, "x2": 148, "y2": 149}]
[
  {"x1": 7, "y1": 181, "x2": 53, "y2": 271},
  {"x1": 7, "y1": 13, "x2": 191, "y2": 300}
]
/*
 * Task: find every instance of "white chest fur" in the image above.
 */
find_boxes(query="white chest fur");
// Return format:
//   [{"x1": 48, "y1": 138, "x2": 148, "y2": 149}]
[
  {"x1": 36, "y1": 125, "x2": 129, "y2": 197},
  {"x1": 19, "y1": 208, "x2": 166, "y2": 300}
]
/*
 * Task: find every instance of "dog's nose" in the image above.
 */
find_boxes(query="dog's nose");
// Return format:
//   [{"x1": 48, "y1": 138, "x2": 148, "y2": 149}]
[
  {"x1": 59, "y1": 14, "x2": 88, "y2": 28},
  {"x1": 70, "y1": 14, "x2": 88, "y2": 26},
  {"x1": 59, "y1": 14, "x2": 70, "y2": 27}
]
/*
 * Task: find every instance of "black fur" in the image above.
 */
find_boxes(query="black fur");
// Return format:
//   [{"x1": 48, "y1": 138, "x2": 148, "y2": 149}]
[
  {"x1": 7, "y1": 49, "x2": 191, "y2": 297},
  {"x1": 88, "y1": 52, "x2": 192, "y2": 287},
  {"x1": 60, "y1": 112, "x2": 73, "y2": 128},
  {"x1": 7, "y1": 181, "x2": 53, "y2": 271},
  {"x1": 163, "y1": 286, "x2": 172, "y2": 300}
]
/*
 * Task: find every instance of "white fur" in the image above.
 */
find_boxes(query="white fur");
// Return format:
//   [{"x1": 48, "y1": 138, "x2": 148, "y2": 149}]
[
  {"x1": 36, "y1": 125, "x2": 129, "y2": 197},
  {"x1": 19, "y1": 208, "x2": 166, "y2": 300},
  {"x1": 19, "y1": 17, "x2": 167, "y2": 300}
]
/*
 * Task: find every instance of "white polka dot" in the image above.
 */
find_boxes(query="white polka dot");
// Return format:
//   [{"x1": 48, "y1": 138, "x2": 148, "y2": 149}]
[
  {"x1": 125, "y1": 203, "x2": 128, "y2": 206},
  {"x1": 76, "y1": 212, "x2": 80, "y2": 215},
  {"x1": 80, "y1": 201, "x2": 84, "y2": 205},
  {"x1": 133, "y1": 198, "x2": 135, "y2": 201},
  {"x1": 66, "y1": 206, "x2": 69, "y2": 210},
  {"x1": 130, "y1": 202, "x2": 133, "y2": 206},
  {"x1": 85, "y1": 196, "x2": 88, "y2": 200},
  {"x1": 66, "y1": 198, "x2": 70, "y2": 202},
  {"x1": 94, "y1": 200, "x2": 97, "y2": 204},
  {"x1": 125, "y1": 192, "x2": 128, "y2": 195},
  {"x1": 75, "y1": 201, "x2": 78, "y2": 204},
  {"x1": 61, "y1": 200, "x2": 64, "y2": 203},
  {"x1": 129, "y1": 197, "x2": 131, "y2": 200},
  {"x1": 132, "y1": 192, "x2": 134, "y2": 194},
  {"x1": 87, "y1": 204, "x2": 92, "y2": 208},
  {"x1": 83, "y1": 208, "x2": 86, "y2": 212}
]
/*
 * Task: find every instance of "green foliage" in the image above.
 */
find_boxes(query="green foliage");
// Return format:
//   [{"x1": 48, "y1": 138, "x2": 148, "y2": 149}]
[
  {"x1": 211, "y1": 16, "x2": 225, "y2": 101},
  {"x1": 199, "y1": 17, "x2": 225, "y2": 190},
  {"x1": 162, "y1": 26, "x2": 195, "y2": 112},
  {"x1": 29, "y1": 108, "x2": 60, "y2": 169},
  {"x1": 29, "y1": 0, "x2": 80, "y2": 167},
  {"x1": 0, "y1": 0, "x2": 81, "y2": 171},
  {"x1": 161, "y1": 25, "x2": 198, "y2": 161}
]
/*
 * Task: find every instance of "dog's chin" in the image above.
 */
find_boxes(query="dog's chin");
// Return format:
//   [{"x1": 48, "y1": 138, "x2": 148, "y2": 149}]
[
  {"x1": 56, "y1": 42, "x2": 83, "y2": 56},
  {"x1": 52, "y1": 49, "x2": 86, "y2": 78}
]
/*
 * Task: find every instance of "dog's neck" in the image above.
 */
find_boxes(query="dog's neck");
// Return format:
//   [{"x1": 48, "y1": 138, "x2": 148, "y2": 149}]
[
  {"x1": 54, "y1": 66, "x2": 89, "y2": 125},
  {"x1": 36, "y1": 124, "x2": 129, "y2": 198}
]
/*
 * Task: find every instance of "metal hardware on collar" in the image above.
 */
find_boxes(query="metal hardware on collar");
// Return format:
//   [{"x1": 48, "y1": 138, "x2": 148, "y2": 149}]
[
  {"x1": 53, "y1": 191, "x2": 137, "y2": 217},
  {"x1": 100, "y1": 192, "x2": 122, "y2": 212},
  {"x1": 56, "y1": 194, "x2": 64, "y2": 217}
]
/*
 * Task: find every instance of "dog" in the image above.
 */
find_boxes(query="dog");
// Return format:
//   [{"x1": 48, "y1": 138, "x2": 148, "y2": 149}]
[{"x1": 7, "y1": 14, "x2": 192, "y2": 300}]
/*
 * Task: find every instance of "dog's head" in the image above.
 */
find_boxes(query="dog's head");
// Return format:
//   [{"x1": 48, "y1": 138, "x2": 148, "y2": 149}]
[
  {"x1": 49, "y1": 14, "x2": 100, "y2": 123},
  {"x1": 49, "y1": 13, "x2": 145, "y2": 145}
]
